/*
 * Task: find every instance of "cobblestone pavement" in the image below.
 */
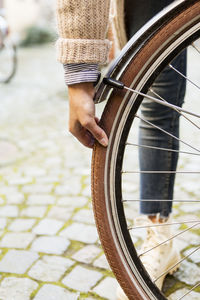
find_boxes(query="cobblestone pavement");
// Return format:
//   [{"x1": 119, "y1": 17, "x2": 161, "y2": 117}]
[{"x1": 0, "y1": 44, "x2": 199, "y2": 300}]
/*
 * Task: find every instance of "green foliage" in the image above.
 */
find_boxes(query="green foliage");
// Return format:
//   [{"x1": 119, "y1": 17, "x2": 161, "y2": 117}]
[{"x1": 20, "y1": 25, "x2": 56, "y2": 46}]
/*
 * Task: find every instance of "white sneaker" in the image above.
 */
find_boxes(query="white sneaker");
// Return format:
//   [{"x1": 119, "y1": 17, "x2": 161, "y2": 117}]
[
  {"x1": 138, "y1": 216, "x2": 180, "y2": 289},
  {"x1": 116, "y1": 216, "x2": 180, "y2": 299}
]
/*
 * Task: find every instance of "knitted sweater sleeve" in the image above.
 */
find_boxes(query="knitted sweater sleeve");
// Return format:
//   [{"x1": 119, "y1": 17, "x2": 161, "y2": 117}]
[{"x1": 56, "y1": 0, "x2": 112, "y2": 64}]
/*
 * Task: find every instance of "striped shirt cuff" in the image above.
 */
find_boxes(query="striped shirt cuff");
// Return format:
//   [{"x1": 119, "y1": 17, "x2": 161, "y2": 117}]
[{"x1": 63, "y1": 63, "x2": 100, "y2": 86}]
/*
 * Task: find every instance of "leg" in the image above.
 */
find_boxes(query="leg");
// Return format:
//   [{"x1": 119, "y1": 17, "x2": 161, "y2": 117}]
[
  {"x1": 125, "y1": 0, "x2": 174, "y2": 39},
  {"x1": 139, "y1": 50, "x2": 187, "y2": 217},
  {"x1": 125, "y1": 0, "x2": 187, "y2": 217}
]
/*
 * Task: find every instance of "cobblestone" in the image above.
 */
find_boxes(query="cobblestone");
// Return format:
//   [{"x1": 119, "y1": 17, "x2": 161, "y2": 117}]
[
  {"x1": 28, "y1": 255, "x2": 74, "y2": 282},
  {"x1": 62, "y1": 265, "x2": 102, "y2": 292},
  {"x1": 32, "y1": 218, "x2": 64, "y2": 235},
  {"x1": 183, "y1": 247, "x2": 200, "y2": 263},
  {"x1": 6, "y1": 193, "x2": 24, "y2": 204},
  {"x1": 73, "y1": 209, "x2": 95, "y2": 224},
  {"x1": 81, "y1": 186, "x2": 91, "y2": 197},
  {"x1": 0, "y1": 232, "x2": 35, "y2": 249},
  {"x1": 175, "y1": 260, "x2": 200, "y2": 285},
  {"x1": 55, "y1": 184, "x2": 81, "y2": 196},
  {"x1": 177, "y1": 231, "x2": 200, "y2": 246},
  {"x1": 92, "y1": 277, "x2": 118, "y2": 300},
  {"x1": 0, "y1": 250, "x2": 38, "y2": 274},
  {"x1": 169, "y1": 288, "x2": 200, "y2": 300},
  {"x1": 60, "y1": 223, "x2": 98, "y2": 244},
  {"x1": 180, "y1": 204, "x2": 200, "y2": 213},
  {"x1": 20, "y1": 206, "x2": 47, "y2": 218},
  {"x1": 22, "y1": 184, "x2": 53, "y2": 194},
  {"x1": 36, "y1": 175, "x2": 60, "y2": 184},
  {"x1": 93, "y1": 254, "x2": 111, "y2": 270},
  {"x1": 27, "y1": 194, "x2": 56, "y2": 205},
  {"x1": 47, "y1": 206, "x2": 73, "y2": 221},
  {"x1": 7, "y1": 177, "x2": 33, "y2": 185},
  {"x1": 0, "y1": 277, "x2": 38, "y2": 300},
  {"x1": 0, "y1": 218, "x2": 7, "y2": 229},
  {"x1": 31, "y1": 236, "x2": 70, "y2": 254},
  {"x1": 0, "y1": 140, "x2": 19, "y2": 167},
  {"x1": 72, "y1": 245, "x2": 101, "y2": 264},
  {"x1": 175, "y1": 237, "x2": 188, "y2": 252},
  {"x1": 0, "y1": 186, "x2": 19, "y2": 196},
  {"x1": 33, "y1": 284, "x2": 79, "y2": 300},
  {"x1": 23, "y1": 167, "x2": 46, "y2": 177},
  {"x1": 44, "y1": 157, "x2": 62, "y2": 167},
  {"x1": 57, "y1": 196, "x2": 87, "y2": 207},
  {"x1": 0, "y1": 205, "x2": 19, "y2": 217},
  {"x1": 8, "y1": 218, "x2": 36, "y2": 231}
]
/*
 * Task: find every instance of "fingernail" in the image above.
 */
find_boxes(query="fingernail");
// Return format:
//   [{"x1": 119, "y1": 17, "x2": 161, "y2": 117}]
[{"x1": 100, "y1": 138, "x2": 108, "y2": 147}]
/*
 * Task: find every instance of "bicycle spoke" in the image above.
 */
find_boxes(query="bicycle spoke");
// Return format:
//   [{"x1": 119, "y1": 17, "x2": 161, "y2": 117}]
[
  {"x1": 139, "y1": 222, "x2": 200, "y2": 257},
  {"x1": 122, "y1": 199, "x2": 200, "y2": 203},
  {"x1": 169, "y1": 64, "x2": 200, "y2": 91},
  {"x1": 177, "y1": 282, "x2": 200, "y2": 300},
  {"x1": 128, "y1": 220, "x2": 200, "y2": 231},
  {"x1": 126, "y1": 142, "x2": 200, "y2": 156},
  {"x1": 124, "y1": 86, "x2": 200, "y2": 118},
  {"x1": 122, "y1": 170, "x2": 200, "y2": 174},
  {"x1": 149, "y1": 88, "x2": 200, "y2": 130},
  {"x1": 135, "y1": 114, "x2": 200, "y2": 153},
  {"x1": 154, "y1": 246, "x2": 200, "y2": 284}
]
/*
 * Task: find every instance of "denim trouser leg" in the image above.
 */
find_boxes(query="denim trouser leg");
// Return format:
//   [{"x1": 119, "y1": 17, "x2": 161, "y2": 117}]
[
  {"x1": 124, "y1": 0, "x2": 174, "y2": 38},
  {"x1": 124, "y1": 0, "x2": 187, "y2": 217},
  {"x1": 139, "y1": 52, "x2": 187, "y2": 217}
]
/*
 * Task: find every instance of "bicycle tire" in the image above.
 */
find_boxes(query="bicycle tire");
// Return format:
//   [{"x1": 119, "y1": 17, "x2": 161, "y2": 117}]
[
  {"x1": 0, "y1": 39, "x2": 17, "y2": 83},
  {"x1": 91, "y1": 1, "x2": 200, "y2": 299}
]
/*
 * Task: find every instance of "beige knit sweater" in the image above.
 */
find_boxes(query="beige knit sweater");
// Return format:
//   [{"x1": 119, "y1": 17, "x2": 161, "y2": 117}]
[{"x1": 56, "y1": 0, "x2": 126, "y2": 65}]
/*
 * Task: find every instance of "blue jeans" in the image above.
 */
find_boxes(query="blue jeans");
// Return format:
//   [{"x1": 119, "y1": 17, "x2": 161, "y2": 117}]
[{"x1": 125, "y1": 0, "x2": 187, "y2": 217}]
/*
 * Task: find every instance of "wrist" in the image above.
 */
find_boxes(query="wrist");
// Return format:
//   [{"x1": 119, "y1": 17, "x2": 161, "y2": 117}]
[
  {"x1": 68, "y1": 82, "x2": 95, "y2": 102},
  {"x1": 68, "y1": 82, "x2": 94, "y2": 90}
]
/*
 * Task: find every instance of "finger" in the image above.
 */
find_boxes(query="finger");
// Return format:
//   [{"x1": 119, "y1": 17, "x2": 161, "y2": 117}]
[
  {"x1": 76, "y1": 129, "x2": 95, "y2": 149},
  {"x1": 84, "y1": 118, "x2": 108, "y2": 147},
  {"x1": 69, "y1": 120, "x2": 95, "y2": 148},
  {"x1": 75, "y1": 133, "x2": 94, "y2": 148}
]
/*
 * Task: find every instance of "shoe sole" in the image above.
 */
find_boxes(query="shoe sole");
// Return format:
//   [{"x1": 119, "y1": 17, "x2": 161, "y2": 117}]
[{"x1": 155, "y1": 250, "x2": 181, "y2": 289}]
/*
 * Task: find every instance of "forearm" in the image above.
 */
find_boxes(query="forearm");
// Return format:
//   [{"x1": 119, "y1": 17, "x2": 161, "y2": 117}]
[
  {"x1": 56, "y1": 0, "x2": 110, "y2": 148},
  {"x1": 56, "y1": 0, "x2": 111, "y2": 64}
]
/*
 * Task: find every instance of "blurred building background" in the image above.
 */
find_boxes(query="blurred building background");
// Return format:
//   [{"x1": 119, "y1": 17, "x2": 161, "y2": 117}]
[{"x1": 4, "y1": 0, "x2": 56, "y2": 45}]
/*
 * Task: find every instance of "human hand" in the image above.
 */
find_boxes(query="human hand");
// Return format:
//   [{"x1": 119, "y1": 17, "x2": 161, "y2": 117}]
[{"x1": 68, "y1": 82, "x2": 108, "y2": 148}]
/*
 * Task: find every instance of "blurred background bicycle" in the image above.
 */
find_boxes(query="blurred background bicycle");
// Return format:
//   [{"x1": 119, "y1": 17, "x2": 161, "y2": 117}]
[
  {"x1": 0, "y1": 1, "x2": 17, "y2": 84},
  {"x1": 0, "y1": 0, "x2": 56, "y2": 84}
]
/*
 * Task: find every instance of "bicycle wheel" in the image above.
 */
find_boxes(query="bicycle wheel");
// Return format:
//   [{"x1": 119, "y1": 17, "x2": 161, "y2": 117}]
[
  {"x1": 0, "y1": 36, "x2": 17, "y2": 83},
  {"x1": 92, "y1": 1, "x2": 200, "y2": 299}
]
